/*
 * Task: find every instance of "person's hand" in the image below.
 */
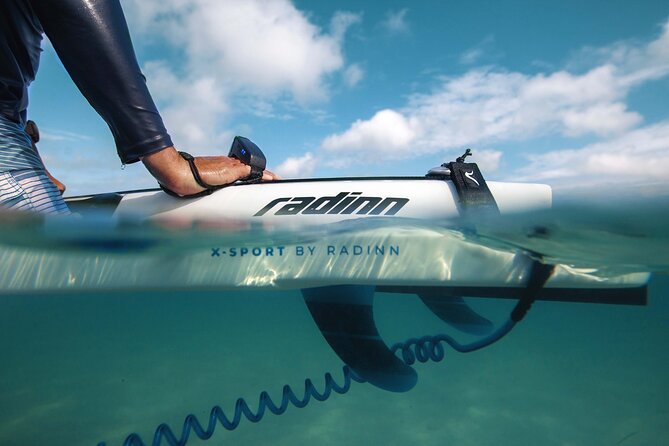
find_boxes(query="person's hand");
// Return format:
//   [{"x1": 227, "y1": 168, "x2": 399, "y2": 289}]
[
  {"x1": 142, "y1": 146, "x2": 280, "y2": 196},
  {"x1": 191, "y1": 155, "x2": 280, "y2": 183},
  {"x1": 261, "y1": 169, "x2": 281, "y2": 181},
  {"x1": 23, "y1": 121, "x2": 67, "y2": 195},
  {"x1": 45, "y1": 170, "x2": 66, "y2": 194}
]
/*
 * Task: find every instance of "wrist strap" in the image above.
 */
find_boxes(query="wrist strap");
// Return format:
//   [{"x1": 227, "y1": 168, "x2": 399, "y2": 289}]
[
  {"x1": 159, "y1": 151, "x2": 265, "y2": 199},
  {"x1": 179, "y1": 151, "x2": 219, "y2": 190},
  {"x1": 159, "y1": 151, "x2": 220, "y2": 199}
]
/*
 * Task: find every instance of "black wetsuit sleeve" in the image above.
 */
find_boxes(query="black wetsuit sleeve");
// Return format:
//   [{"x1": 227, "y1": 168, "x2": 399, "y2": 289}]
[{"x1": 28, "y1": 0, "x2": 173, "y2": 164}]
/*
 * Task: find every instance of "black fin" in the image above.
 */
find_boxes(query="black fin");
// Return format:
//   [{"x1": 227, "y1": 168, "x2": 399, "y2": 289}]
[
  {"x1": 417, "y1": 293, "x2": 494, "y2": 335},
  {"x1": 302, "y1": 285, "x2": 417, "y2": 393}
]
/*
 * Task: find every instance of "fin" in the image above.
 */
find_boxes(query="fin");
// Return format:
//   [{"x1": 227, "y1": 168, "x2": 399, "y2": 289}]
[
  {"x1": 302, "y1": 285, "x2": 417, "y2": 393},
  {"x1": 417, "y1": 293, "x2": 493, "y2": 335}
]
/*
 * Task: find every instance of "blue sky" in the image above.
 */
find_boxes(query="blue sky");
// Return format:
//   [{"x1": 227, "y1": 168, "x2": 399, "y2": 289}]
[{"x1": 27, "y1": 0, "x2": 669, "y2": 196}]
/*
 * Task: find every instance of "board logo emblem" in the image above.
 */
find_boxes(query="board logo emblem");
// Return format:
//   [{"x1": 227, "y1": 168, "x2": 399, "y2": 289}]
[
  {"x1": 254, "y1": 192, "x2": 410, "y2": 217},
  {"x1": 464, "y1": 170, "x2": 480, "y2": 186}
]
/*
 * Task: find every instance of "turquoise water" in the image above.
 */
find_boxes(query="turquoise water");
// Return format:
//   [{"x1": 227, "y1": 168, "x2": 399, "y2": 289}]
[
  {"x1": 0, "y1": 203, "x2": 667, "y2": 445},
  {"x1": 1, "y1": 280, "x2": 667, "y2": 445}
]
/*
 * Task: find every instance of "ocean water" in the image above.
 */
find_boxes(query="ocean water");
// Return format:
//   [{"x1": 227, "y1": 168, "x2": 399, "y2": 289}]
[{"x1": 0, "y1": 202, "x2": 667, "y2": 446}]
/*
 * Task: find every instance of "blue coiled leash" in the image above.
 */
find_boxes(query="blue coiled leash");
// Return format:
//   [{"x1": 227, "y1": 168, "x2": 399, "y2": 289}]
[
  {"x1": 99, "y1": 260, "x2": 554, "y2": 446},
  {"x1": 102, "y1": 321, "x2": 515, "y2": 446}
]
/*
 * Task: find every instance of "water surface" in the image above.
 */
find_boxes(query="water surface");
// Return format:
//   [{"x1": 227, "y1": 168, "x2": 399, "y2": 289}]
[{"x1": 0, "y1": 200, "x2": 667, "y2": 446}]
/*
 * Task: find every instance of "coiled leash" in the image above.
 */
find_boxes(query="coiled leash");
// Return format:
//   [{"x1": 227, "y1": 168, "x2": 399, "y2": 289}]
[{"x1": 97, "y1": 254, "x2": 554, "y2": 446}]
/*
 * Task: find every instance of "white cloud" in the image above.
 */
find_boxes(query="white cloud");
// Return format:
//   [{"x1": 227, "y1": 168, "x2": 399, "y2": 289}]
[
  {"x1": 39, "y1": 129, "x2": 91, "y2": 142},
  {"x1": 126, "y1": 0, "x2": 359, "y2": 102},
  {"x1": 322, "y1": 109, "x2": 417, "y2": 160},
  {"x1": 515, "y1": 120, "x2": 669, "y2": 189},
  {"x1": 459, "y1": 48, "x2": 484, "y2": 66},
  {"x1": 123, "y1": 0, "x2": 360, "y2": 150},
  {"x1": 380, "y1": 9, "x2": 409, "y2": 34},
  {"x1": 571, "y1": 20, "x2": 669, "y2": 87},
  {"x1": 275, "y1": 152, "x2": 317, "y2": 178},
  {"x1": 473, "y1": 149, "x2": 503, "y2": 172},
  {"x1": 459, "y1": 35, "x2": 497, "y2": 65},
  {"x1": 330, "y1": 11, "x2": 363, "y2": 42},
  {"x1": 319, "y1": 18, "x2": 669, "y2": 168},
  {"x1": 561, "y1": 103, "x2": 642, "y2": 137},
  {"x1": 343, "y1": 64, "x2": 364, "y2": 87},
  {"x1": 181, "y1": 2, "x2": 352, "y2": 101},
  {"x1": 144, "y1": 61, "x2": 230, "y2": 152},
  {"x1": 320, "y1": 66, "x2": 640, "y2": 157}
]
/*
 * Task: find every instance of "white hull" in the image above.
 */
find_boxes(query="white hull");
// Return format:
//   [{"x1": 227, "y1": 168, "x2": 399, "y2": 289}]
[
  {"x1": 0, "y1": 178, "x2": 649, "y2": 301},
  {"x1": 109, "y1": 178, "x2": 552, "y2": 223}
]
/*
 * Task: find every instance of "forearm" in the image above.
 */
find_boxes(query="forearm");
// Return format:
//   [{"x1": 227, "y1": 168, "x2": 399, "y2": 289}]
[
  {"x1": 30, "y1": 0, "x2": 172, "y2": 164},
  {"x1": 28, "y1": 0, "x2": 278, "y2": 194}
]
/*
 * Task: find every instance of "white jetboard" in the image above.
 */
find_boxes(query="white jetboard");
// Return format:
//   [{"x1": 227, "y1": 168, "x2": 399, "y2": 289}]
[
  {"x1": 0, "y1": 177, "x2": 649, "y2": 303},
  {"x1": 106, "y1": 178, "x2": 552, "y2": 223}
]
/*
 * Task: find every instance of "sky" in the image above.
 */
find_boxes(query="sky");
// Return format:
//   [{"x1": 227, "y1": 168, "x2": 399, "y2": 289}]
[{"x1": 26, "y1": 0, "x2": 669, "y2": 197}]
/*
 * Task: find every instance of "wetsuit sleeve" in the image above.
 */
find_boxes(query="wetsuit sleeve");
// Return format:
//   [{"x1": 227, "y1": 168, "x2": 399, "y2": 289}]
[{"x1": 28, "y1": 0, "x2": 173, "y2": 164}]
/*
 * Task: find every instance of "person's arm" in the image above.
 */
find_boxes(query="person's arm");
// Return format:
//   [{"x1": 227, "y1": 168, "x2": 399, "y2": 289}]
[
  {"x1": 29, "y1": 0, "x2": 277, "y2": 196},
  {"x1": 29, "y1": 0, "x2": 171, "y2": 164}
]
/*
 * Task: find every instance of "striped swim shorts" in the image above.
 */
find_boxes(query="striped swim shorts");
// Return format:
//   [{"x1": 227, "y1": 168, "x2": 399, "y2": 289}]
[
  {"x1": 1, "y1": 114, "x2": 69, "y2": 215},
  {"x1": 0, "y1": 169, "x2": 69, "y2": 215}
]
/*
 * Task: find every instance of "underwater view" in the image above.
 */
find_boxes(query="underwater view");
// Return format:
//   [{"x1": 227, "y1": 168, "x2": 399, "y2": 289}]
[
  {"x1": 0, "y1": 198, "x2": 667, "y2": 446},
  {"x1": 2, "y1": 1, "x2": 669, "y2": 445}
]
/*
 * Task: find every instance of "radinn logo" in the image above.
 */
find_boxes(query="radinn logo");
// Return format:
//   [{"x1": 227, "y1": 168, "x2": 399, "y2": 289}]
[{"x1": 254, "y1": 192, "x2": 409, "y2": 217}]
